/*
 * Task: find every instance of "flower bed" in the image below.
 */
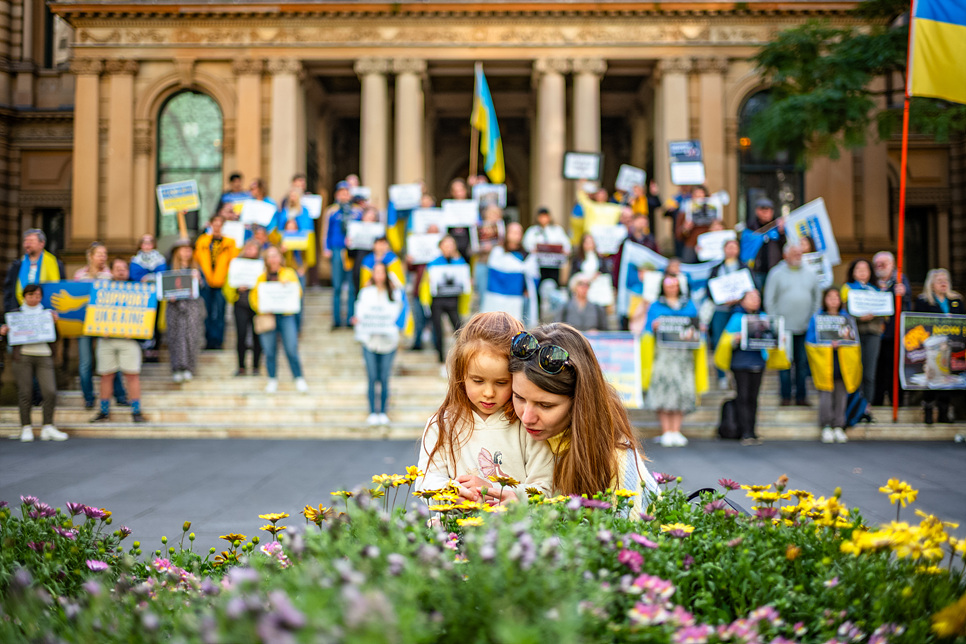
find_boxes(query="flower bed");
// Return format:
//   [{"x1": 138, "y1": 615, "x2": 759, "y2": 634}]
[{"x1": 1, "y1": 473, "x2": 965, "y2": 643}]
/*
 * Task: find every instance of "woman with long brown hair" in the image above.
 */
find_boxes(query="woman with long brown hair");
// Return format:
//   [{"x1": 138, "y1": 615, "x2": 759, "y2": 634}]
[{"x1": 508, "y1": 323, "x2": 658, "y2": 513}]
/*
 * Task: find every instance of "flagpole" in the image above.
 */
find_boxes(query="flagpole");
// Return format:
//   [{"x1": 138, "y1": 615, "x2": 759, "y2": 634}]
[{"x1": 469, "y1": 62, "x2": 481, "y2": 180}]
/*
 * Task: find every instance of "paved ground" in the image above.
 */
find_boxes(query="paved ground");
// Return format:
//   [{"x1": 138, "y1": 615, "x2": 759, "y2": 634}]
[{"x1": 2, "y1": 438, "x2": 964, "y2": 553}]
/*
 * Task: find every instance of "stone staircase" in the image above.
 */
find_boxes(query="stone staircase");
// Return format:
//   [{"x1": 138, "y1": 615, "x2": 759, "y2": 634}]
[{"x1": 2, "y1": 288, "x2": 962, "y2": 441}]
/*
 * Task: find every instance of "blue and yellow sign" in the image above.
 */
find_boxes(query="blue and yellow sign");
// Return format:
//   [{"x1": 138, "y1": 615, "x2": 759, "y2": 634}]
[
  {"x1": 41, "y1": 281, "x2": 92, "y2": 338},
  {"x1": 83, "y1": 280, "x2": 158, "y2": 339}
]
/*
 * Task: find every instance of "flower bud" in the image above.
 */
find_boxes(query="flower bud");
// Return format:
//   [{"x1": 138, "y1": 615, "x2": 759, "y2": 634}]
[
  {"x1": 168, "y1": 547, "x2": 175, "y2": 554},
  {"x1": 183, "y1": 521, "x2": 191, "y2": 532},
  {"x1": 209, "y1": 547, "x2": 216, "y2": 554},
  {"x1": 161, "y1": 536, "x2": 168, "y2": 545},
  {"x1": 155, "y1": 550, "x2": 162, "y2": 557},
  {"x1": 105, "y1": 517, "x2": 113, "y2": 525},
  {"x1": 189, "y1": 533, "x2": 196, "y2": 541},
  {"x1": 252, "y1": 536, "x2": 260, "y2": 545},
  {"x1": 133, "y1": 541, "x2": 140, "y2": 548}
]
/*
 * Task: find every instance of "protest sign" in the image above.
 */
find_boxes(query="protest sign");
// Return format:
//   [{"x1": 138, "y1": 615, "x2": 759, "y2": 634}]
[
  {"x1": 83, "y1": 280, "x2": 158, "y2": 339},
  {"x1": 846, "y1": 289, "x2": 895, "y2": 317},
  {"x1": 281, "y1": 231, "x2": 311, "y2": 251},
  {"x1": 354, "y1": 298, "x2": 401, "y2": 340},
  {"x1": 302, "y1": 194, "x2": 324, "y2": 220},
  {"x1": 406, "y1": 233, "x2": 443, "y2": 265},
  {"x1": 441, "y1": 199, "x2": 479, "y2": 227},
  {"x1": 669, "y1": 140, "x2": 705, "y2": 186},
  {"x1": 535, "y1": 243, "x2": 568, "y2": 268},
  {"x1": 589, "y1": 225, "x2": 628, "y2": 256},
  {"x1": 240, "y1": 199, "x2": 277, "y2": 227},
  {"x1": 472, "y1": 183, "x2": 508, "y2": 208},
  {"x1": 411, "y1": 208, "x2": 445, "y2": 233},
  {"x1": 257, "y1": 282, "x2": 301, "y2": 314},
  {"x1": 707, "y1": 269, "x2": 755, "y2": 305},
  {"x1": 346, "y1": 222, "x2": 386, "y2": 250},
  {"x1": 899, "y1": 313, "x2": 966, "y2": 390},
  {"x1": 696, "y1": 229, "x2": 736, "y2": 262},
  {"x1": 656, "y1": 316, "x2": 702, "y2": 349},
  {"x1": 813, "y1": 315, "x2": 858, "y2": 345},
  {"x1": 156, "y1": 270, "x2": 199, "y2": 300},
  {"x1": 388, "y1": 183, "x2": 423, "y2": 210},
  {"x1": 616, "y1": 240, "x2": 714, "y2": 316},
  {"x1": 41, "y1": 281, "x2": 91, "y2": 338},
  {"x1": 477, "y1": 219, "x2": 506, "y2": 255},
  {"x1": 221, "y1": 220, "x2": 246, "y2": 248},
  {"x1": 615, "y1": 164, "x2": 647, "y2": 192},
  {"x1": 802, "y1": 252, "x2": 834, "y2": 289},
  {"x1": 740, "y1": 315, "x2": 784, "y2": 351},
  {"x1": 562, "y1": 151, "x2": 603, "y2": 181},
  {"x1": 4, "y1": 310, "x2": 56, "y2": 346},
  {"x1": 350, "y1": 186, "x2": 372, "y2": 202},
  {"x1": 784, "y1": 198, "x2": 840, "y2": 266},
  {"x1": 428, "y1": 262, "x2": 471, "y2": 297},
  {"x1": 227, "y1": 258, "x2": 265, "y2": 289},
  {"x1": 156, "y1": 180, "x2": 200, "y2": 215},
  {"x1": 585, "y1": 332, "x2": 644, "y2": 408}
]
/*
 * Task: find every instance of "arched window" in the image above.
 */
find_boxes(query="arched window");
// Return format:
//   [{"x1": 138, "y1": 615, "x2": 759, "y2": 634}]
[
  {"x1": 737, "y1": 90, "x2": 804, "y2": 227},
  {"x1": 157, "y1": 91, "x2": 223, "y2": 237}
]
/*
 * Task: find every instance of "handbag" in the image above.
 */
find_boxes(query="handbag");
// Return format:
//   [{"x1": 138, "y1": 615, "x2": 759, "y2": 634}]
[{"x1": 254, "y1": 313, "x2": 276, "y2": 334}]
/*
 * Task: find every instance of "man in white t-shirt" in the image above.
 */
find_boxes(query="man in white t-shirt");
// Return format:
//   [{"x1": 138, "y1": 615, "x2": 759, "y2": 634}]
[{"x1": 522, "y1": 207, "x2": 571, "y2": 287}]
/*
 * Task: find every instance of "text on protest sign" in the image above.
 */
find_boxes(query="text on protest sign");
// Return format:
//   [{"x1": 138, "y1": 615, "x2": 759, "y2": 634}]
[
  {"x1": 240, "y1": 199, "x2": 277, "y2": 227},
  {"x1": 846, "y1": 289, "x2": 895, "y2": 317},
  {"x1": 696, "y1": 229, "x2": 737, "y2": 262},
  {"x1": 802, "y1": 252, "x2": 834, "y2": 289},
  {"x1": 813, "y1": 315, "x2": 858, "y2": 346},
  {"x1": 221, "y1": 220, "x2": 246, "y2": 248},
  {"x1": 656, "y1": 316, "x2": 702, "y2": 349},
  {"x1": 584, "y1": 331, "x2": 644, "y2": 408},
  {"x1": 353, "y1": 299, "x2": 401, "y2": 340},
  {"x1": 784, "y1": 197, "x2": 840, "y2": 266},
  {"x1": 301, "y1": 194, "x2": 324, "y2": 220},
  {"x1": 428, "y1": 262, "x2": 471, "y2": 297},
  {"x1": 899, "y1": 313, "x2": 966, "y2": 390},
  {"x1": 83, "y1": 280, "x2": 158, "y2": 339},
  {"x1": 615, "y1": 164, "x2": 647, "y2": 192},
  {"x1": 411, "y1": 208, "x2": 445, "y2": 233},
  {"x1": 156, "y1": 180, "x2": 200, "y2": 215},
  {"x1": 227, "y1": 258, "x2": 265, "y2": 289},
  {"x1": 257, "y1": 282, "x2": 302, "y2": 314},
  {"x1": 472, "y1": 183, "x2": 508, "y2": 208},
  {"x1": 669, "y1": 140, "x2": 705, "y2": 186},
  {"x1": 4, "y1": 310, "x2": 56, "y2": 346},
  {"x1": 156, "y1": 270, "x2": 199, "y2": 300},
  {"x1": 441, "y1": 199, "x2": 479, "y2": 227},
  {"x1": 589, "y1": 225, "x2": 628, "y2": 256},
  {"x1": 535, "y1": 244, "x2": 568, "y2": 268},
  {"x1": 740, "y1": 315, "x2": 784, "y2": 351},
  {"x1": 562, "y1": 151, "x2": 603, "y2": 181},
  {"x1": 388, "y1": 183, "x2": 423, "y2": 210},
  {"x1": 346, "y1": 221, "x2": 386, "y2": 251},
  {"x1": 406, "y1": 233, "x2": 443, "y2": 265},
  {"x1": 707, "y1": 269, "x2": 755, "y2": 305}
]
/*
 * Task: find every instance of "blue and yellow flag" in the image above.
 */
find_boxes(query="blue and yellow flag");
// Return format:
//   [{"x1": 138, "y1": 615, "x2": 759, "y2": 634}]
[
  {"x1": 907, "y1": 0, "x2": 966, "y2": 105},
  {"x1": 471, "y1": 64, "x2": 505, "y2": 184}
]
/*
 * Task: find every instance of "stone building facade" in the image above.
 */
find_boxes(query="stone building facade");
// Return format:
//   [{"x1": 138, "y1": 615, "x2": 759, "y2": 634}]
[{"x1": 0, "y1": 1, "x2": 962, "y2": 288}]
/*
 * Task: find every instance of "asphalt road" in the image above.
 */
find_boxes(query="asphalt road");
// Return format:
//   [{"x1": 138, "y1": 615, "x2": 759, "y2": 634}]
[{"x1": 2, "y1": 438, "x2": 964, "y2": 553}]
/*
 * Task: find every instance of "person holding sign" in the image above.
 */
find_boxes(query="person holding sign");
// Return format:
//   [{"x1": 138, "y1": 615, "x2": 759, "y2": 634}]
[
  {"x1": 195, "y1": 212, "x2": 238, "y2": 350},
  {"x1": 130, "y1": 234, "x2": 168, "y2": 361},
  {"x1": 250, "y1": 246, "x2": 307, "y2": 394},
  {"x1": 523, "y1": 207, "x2": 571, "y2": 288},
  {"x1": 914, "y1": 269, "x2": 964, "y2": 424},
  {"x1": 805, "y1": 287, "x2": 862, "y2": 444},
  {"x1": 165, "y1": 240, "x2": 205, "y2": 384},
  {"x1": 4, "y1": 229, "x2": 64, "y2": 316},
  {"x1": 841, "y1": 258, "x2": 888, "y2": 412},
  {"x1": 353, "y1": 262, "x2": 405, "y2": 426},
  {"x1": 707, "y1": 238, "x2": 749, "y2": 388},
  {"x1": 1, "y1": 284, "x2": 66, "y2": 442},
  {"x1": 224, "y1": 240, "x2": 264, "y2": 376},
  {"x1": 324, "y1": 181, "x2": 362, "y2": 330},
  {"x1": 420, "y1": 235, "x2": 471, "y2": 372},
  {"x1": 641, "y1": 275, "x2": 708, "y2": 447},
  {"x1": 217, "y1": 172, "x2": 251, "y2": 210},
  {"x1": 676, "y1": 186, "x2": 720, "y2": 264}
]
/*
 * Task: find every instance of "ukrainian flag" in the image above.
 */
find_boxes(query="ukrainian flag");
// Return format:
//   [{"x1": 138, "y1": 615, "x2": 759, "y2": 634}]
[
  {"x1": 471, "y1": 64, "x2": 506, "y2": 184},
  {"x1": 907, "y1": 0, "x2": 966, "y2": 105}
]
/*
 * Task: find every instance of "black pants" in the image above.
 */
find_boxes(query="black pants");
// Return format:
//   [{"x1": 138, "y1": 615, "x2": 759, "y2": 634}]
[
  {"x1": 734, "y1": 369, "x2": 764, "y2": 439},
  {"x1": 873, "y1": 336, "x2": 904, "y2": 406},
  {"x1": 431, "y1": 296, "x2": 462, "y2": 363},
  {"x1": 234, "y1": 299, "x2": 262, "y2": 370}
]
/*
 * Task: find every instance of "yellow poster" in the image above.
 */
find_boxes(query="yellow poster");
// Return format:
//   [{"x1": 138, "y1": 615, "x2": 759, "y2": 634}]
[{"x1": 82, "y1": 280, "x2": 158, "y2": 339}]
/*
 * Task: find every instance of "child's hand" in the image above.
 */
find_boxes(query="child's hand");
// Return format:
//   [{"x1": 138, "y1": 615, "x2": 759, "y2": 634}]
[
  {"x1": 482, "y1": 487, "x2": 518, "y2": 505},
  {"x1": 454, "y1": 474, "x2": 487, "y2": 501}
]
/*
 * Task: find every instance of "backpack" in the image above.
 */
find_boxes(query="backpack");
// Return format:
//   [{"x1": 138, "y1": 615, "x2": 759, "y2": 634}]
[{"x1": 717, "y1": 398, "x2": 741, "y2": 440}]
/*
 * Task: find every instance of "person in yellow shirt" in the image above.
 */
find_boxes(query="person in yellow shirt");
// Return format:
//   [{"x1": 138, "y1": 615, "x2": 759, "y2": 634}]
[
  {"x1": 250, "y1": 246, "x2": 307, "y2": 394},
  {"x1": 195, "y1": 212, "x2": 238, "y2": 350}
]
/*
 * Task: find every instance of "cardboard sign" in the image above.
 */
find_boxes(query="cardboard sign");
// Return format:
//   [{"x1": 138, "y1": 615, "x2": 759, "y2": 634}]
[
  {"x1": 411, "y1": 208, "x2": 445, "y2": 234},
  {"x1": 346, "y1": 221, "x2": 386, "y2": 251},
  {"x1": 669, "y1": 140, "x2": 705, "y2": 186},
  {"x1": 257, "y1": 281, "x2": 302, "y2": 314},
  {"x1": 535, "y1": 243, "x2": 568, "y2": 268},
  {"x1": 156, "y1": 180, "x2": 200, "y2": 215},
  {"x1": 615, "y1": 164, "x2": 647, "y2": 192},
  {"x1": 472, "y1": 183, "x2": 508, "y2": 208},
  {"x1": 428, "y1": 262, "x2": 471, "y2": 297},
  {"x1": 696, "y1": 230, "x2": 737, "y2": 262},
  {"x1": 802, "y1": 252, "x2": 833, "y2": 288},
  {"x1": 562, "y1": 151, "x2": 603, "y2": 181},
  {"x1": 477, "y1": 219, "x2": 506, "y2": 255},
  {"x1": 156, "y1": 270, "x2": 199, "y2": 300},
  {"x1": 350, "y1": 186, "x2": 372, "y2": 202},
  {"x1": 227, "y1": 258, "x2": 265, "y2": 289},
  {"x1": 813, "y1": 315, "x2": 858, "y2": 346},
  {"x1": 585, "y1": 331, "x2": 644, "y2": 408},
  {"x1": 41, "y1": 281, "x2": 91, "y2": 338},
  {"x1": 221, "y1": 220, "x2": 246, "y2": 248},
  {"x1": 847, "y1": 289, "x2": 895, "y2": 317},
  {"x1": 388, "y1": 183, "x2": 423, "y2": 210},
  {"x1": 785, "y1": 198, "x2": 840, "y2": 266},
  {"x1": 441, "y1": 199, "x2": 479, "y2": 227},
  {"x1": 4, "y1": 310, "x2": 56, "y2": 345},
  {"x1": 83, "y1": 280, "x2": 158, "y2": 340},
  {"x1": 900, "y1": 312, "x2": 966, "y2": 390},
  {"x1": 302, "y1": 194, "x2": 324, "y2": 220},
  {"x1": 354, "y1": 298, "x2": 400, "y2": 339},
  {"x1": 707, "y1": 269, "x2": 755, "y2": 305},
  {"x1": 589, "y1": 225, "x2": 628, "y2": 256},
  {"x1": 406, "y1": 233, "x2": 443, "y2": 265},
  {"x1": 656, "y1": 316, "x2": 702, "y2": 349},
  {"x1": 740, "y1": 315, "x2": 784, "y2": 351},
  {"x1": 240, "y1": 199, "x2": 277, "y2": 227}
]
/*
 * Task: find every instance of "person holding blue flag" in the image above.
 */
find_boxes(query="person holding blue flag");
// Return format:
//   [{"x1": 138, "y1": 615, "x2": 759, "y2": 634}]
[
  {"x1": 740, "y1": 197, "x2": 786, "y2": 290},
  {"x1": 4, "y1": 229, "x2": 64, "y2": 316}
]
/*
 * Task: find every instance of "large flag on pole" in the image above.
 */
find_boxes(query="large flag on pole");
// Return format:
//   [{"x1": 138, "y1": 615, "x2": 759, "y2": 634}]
[
  {"x1": 471, "y1": 63, "x2": 506, "y2": 184},
  {"x1": 906, "y1": 0, "x2": 966, "y2": 104}
]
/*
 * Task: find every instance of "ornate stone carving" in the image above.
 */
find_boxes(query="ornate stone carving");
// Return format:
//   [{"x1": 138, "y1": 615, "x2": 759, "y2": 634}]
[
  {"x1": 572, "y1": 58, "x2": 607, "y2": 77},
  {"x1": 69, "y1": 58, "x2": 103, "y2": 76},
  {"x1": 353, "y1": 57, "x2": 392, "y2": 77},
  {"x1": 694, "y1": 57, "x2": 729, "y2": 75},
  {"x1": 174, "y1": 58, "x2": 195, "y2": 88},
  {"x1": 104, "y1": 59, "x2": 139, "y2": 75},
  {"x1": 134, "y1": 120, "x2": 152, "y2": 156},
  {"x1": 266, "y1": 58, "x2": 303, "y2": 76},
  {"x1": 533, "y1": 58, "x2": 571, "y2": 76},
  {"x1": 231, "y1": 59, "x2": 263, "y2": 76},
  {"x1": 657, "y1": 58, "x2": 693, "y2": 76},
  {"x1": 393, "y1": 58, "x2": 427, "y2": 76}
]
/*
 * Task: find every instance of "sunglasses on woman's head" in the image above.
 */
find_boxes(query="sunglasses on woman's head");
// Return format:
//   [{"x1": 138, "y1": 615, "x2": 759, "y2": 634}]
[{"x1": 511, "y1": 332, "x2": 571, "y2": 375}]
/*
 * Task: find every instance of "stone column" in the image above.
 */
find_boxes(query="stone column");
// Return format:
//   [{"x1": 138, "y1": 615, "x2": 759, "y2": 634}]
[
  {"x1": 572, "y1": 58, "x2": 606, "y2": 154},
  {"x1": 861, "y1": 77, "x2": 890, "y2": 243},
  {"x1": 696, "y1": 57, "x2": 728, "y2": 192},
  {"x1": 233, "y1": 60, "x2": 263, "y2": 187},
  {"x1": 268, "y1": 58, "x2": 304, "y2": 202},
  {"x1": 533, "y1": 58, "x2": 570, "y2": 226},
  {"x1": 133, "y1": 120, "x2": 153, "y2": 237},
  {"x1": 104, "y1": 60, "x2": 138, "y2": 243},
  {"x1": 69, "y1": 58, "x2": 102, "y2": 245},
  {"x1": 355, "y1": 57, "x2": 391, "y2": 208},
  {"x1": 394, "y1": 58, "x2": 426, "y2": 185},
  {"x1": 653, "y1": 58, "x2": 692, "y2": 244}
]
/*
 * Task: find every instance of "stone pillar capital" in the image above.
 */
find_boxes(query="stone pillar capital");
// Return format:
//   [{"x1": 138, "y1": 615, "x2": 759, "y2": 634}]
[
  {"x1": 656, "y1": 57, "x2": 693, "y2": 77},
  {"x1": 694, "y1": 57, "x2": 729, "y2": 75},
  {"x1": 104, "y1": 60, "x2": 139, "y2": 75},
  {"x1": 232, "y1": 59, "x2": 264, "y2": 76},
  {"x1": 572, "y1": 58, "x2": 607, "y2": 77},
  {"x1": 266, "y1": 58, "x2": 303, "y2": 76},
  {"x1": 393, "y1": 58, "x2": 427, "y2": 76},
  {"x1": 533, "y1": 58, "x2": 571, "y2": 77},
  {"x1": 354, "y1": 57, "x2": 392, "y2": 77},
  {"x1": 69, "y1": 58, "x2": 103, "y2": 75}
]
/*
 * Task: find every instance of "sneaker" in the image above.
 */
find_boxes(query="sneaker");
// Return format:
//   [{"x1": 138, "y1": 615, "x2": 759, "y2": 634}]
[
  {"x1": 90, "y1": 412, "x2": 110, "y2": 423},
  {"x1": 378, "y1": 413, "x2": 390, "y2": 425},
  {"x1": 821, "y1": 427, "x2": 835, "y2": 444},
  {"x1": 172, "y1": 371, "x2": 184, "y2": 383},
  {"x1": 40, "y1": 425, "x2": 68, "y2": 441},
  {"x1": 116, "y1": 399, "x2": 130, "y2": 407},
  {"x1": 673, "y1": 432, "x2": 689, "y2": 447},
  {"x1": 658, "y1": 433, "x2": 675, "y2": 447},
  {"x1": 834, "y1": 427, "x2": 848, "y2": 443},
  {"x1": 182, "y1": 371, "x2": 193, "y2": 382},
  {"x1": 20, "y1": 426, "x2": 34, "y2": 442},
  {"x1": 294, "y1": 377, "x2": 308, "y2": 394},
  {"x1": 718, "y1": 376, "x2": 729, "y2": 390},
  {"x1": 84, "y1": 400, "x2": 95, "y2": 410},
  {"x1": 234, "y1": 369, "x2": 246, "y2": 377},
  {"x1": 132, "y1": 412, "x2": 147, "y2": 423},
  {"x1": 366, "y1": 413, "x2": 380, "y2": 426},
  {"x1": 265, "y1": 379, "x2": 278, "y2": 394},
  {"x1": 740, "y1": 436, "x2": 763, "y2": 446}
]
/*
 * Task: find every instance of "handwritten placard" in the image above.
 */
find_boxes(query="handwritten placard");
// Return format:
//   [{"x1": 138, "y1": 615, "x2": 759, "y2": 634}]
[
  {"x1": 302, "y1": 194, "x2": 324, "y2": 220},
  {"x1": 696, "y1": 230, "x2": 737, "y2": 262},
  {"x1": 257, "y1": 281, "x2": 302, "y2": 314},
  {"x1": 346, "y1": 221, "x2": 386, "y2": 250},
  {"x1": 589, "y1": 225, "x2": 628, "y2": 256},
  {"x1": 562, "y1": 151, "x2": 603, "y2": 181},
  {"x1": 4, "y1": 310, "x2": 56, "y2": 345},
  {"x1": 354, "y1": 299, "x2": 400, "y2": 339},
  {"x1": 411, "y1": 208, "x2": 445, "y2": 234},
  {"x1": 847, "y1": 289, "x2": 895, "y2": 317},
  {"x1": 240, "y1": 199, "x2": 277, "y2": 227},
  {"x1": 615, "y1": 164, "x2": 646, "y2": 192},
  {"x1": 388, "y1": 183, "x2": 423, "y2": 210},
  {"x1": 227, "y1": 258, "x2": 265, "y2": 289},
  {"x1": 406, "y1": 233, "x2": 443, "y2": 265},
  {"x1": 156, "y1": 270, "x2": 199, "y2": 300},
  {"x1": 156, "y1": 180, "x2": 200, "y2": 215},
  {"x1": 441, "y1": 199, "x2": 479, "y2": 227},
  {"x1": 708, "y1": 269, "x2": 755, "y2": 305}
]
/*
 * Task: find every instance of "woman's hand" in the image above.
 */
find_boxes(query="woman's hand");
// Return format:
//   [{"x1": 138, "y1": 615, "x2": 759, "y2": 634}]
[
  {"x1": 860, "y1": 314, "x2": 875, "y2": 322},
  {"x1": 455, "y1": 474, "x2": 489, "y2": 501},
  {"x1": 652, "y1": 319, "x2": 661, "y2": 333},
  {"x1": 732, "y1": 333, "x2": 742, "y2": 347},
  {"x1": 0, "y1": 324, "x2": 8, "y2": 336},
  {"x1": 50, "y1": 312, "x2": 59, "y2": 322},
  {"x1": 482, "y1": 487, "x2": 518, "y2": 505}
]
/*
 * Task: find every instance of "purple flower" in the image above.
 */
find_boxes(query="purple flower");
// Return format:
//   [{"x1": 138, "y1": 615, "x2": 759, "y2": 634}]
[
  {"x1": 640, "y1": 513, "x2": 656, "y2": 522},
  {"x1": 579, "y1": 497, "x2": 612, "y2": 510},
  {"x1": 53, "y1": 527, "x2": 77, "y2": 540},
  {"x1": 28, "y1": 541, "x2": 48, "y2": 552},
  {"x1": 20, "y1": 495, "x2": 39, "y2": 507},
  {"x1": 672, "y1": 624, "x2": 712, "y2": 644},
  {"x1": 718, "y1": 478, "x2": 741, "y2": 491},
  {"x1": 704, "y1": 499, "x2": 728, "y2": 514},
  {"x1": 86, "y1": 559, "x2": 109, "y2": 572},
  {"x1": 654, "y1": 473, "x2": 675, "y2": 485},
  {"x1": 0, "y1": 500, "x2": 8, "y2": 509},
  {"x1": 65, "y1": 502, "x2": 86, "y2": 516},
  {"x1": 28, "y1": 503, "x2": 56, "y2": 519},
  {"x1": 682, "y1": 554, "x2": 694, "y2": 571},
  {"x1": 823, "y1": 576, "x2": 839, "y2": 588},
  {"x1": 618, "y1": 548, "x2": 643, "y2": 573},
  {"x1": 755, "y1": 507, "x2": 779, "y2": 520},
  {"x1": 119, "y1": 525, "x2": 133, "y2": 539},
  {"x1": 628, "y1": 533, "x2": 659, "y2": 549},
  {"x1": 83, "y1": 506, "x2": 108, "y2": 520}
]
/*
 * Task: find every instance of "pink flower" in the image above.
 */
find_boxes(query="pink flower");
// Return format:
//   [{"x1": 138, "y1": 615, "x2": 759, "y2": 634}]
[
  {"x1": 672, "y1": 624, "x2": 712, "y2": 644},
  {"x1": 20, "y1": 495, "x2": 39, "y2": 507},
  {"x1": 704, "y1": 499, "x2": 728, "y2": 514},
  {"x1": 86, "y1": 559, "x2": 109, "y2": 572},
  {"x1": 823, "y1": 576, "x2": 839, "y2": 588},
  {"x1": 628, "y1": 533, "x2": 659, "y2": 549},
  {"x1": 718, "y1": 478, "x2": 741, "y2": 491},
  {"x1": 65, "y1": 502, "x2": 86, "y2": 516},
  {"x1": 83, "y1": 506, "x2": 107, "y2": 520},
  {"x1": 654, "y1": 473, "x2": 676, "y2": 485},
  {"x1": 53, "y1": 527, "x2": 77, "y2": 540},
  {"x1": 618, "y1": 548, "x2": 643, "y2": 573},
  {"x1": 755, "y1": 507, "x2": 779, "y2": 520}
]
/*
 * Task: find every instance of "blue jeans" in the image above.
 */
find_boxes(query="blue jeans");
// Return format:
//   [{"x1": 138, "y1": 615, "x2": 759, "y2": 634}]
[
  {"x1": 295, "y1": 273, "x2": 307, "y2": 333},
  {"x1": 710, "y1": 310, "x2": 732, "y2": 379},
  {"x1": 330, "y1": 250, "x2": 356, "y2": 326},
  {"x1": 78, "y1": 336, "x2": 127, "y2": 405},
  {"x1": 779, "y1": 332, "x2": 809, "y2": 402},
  {"x1": 362, "y1": 347, "x2": 396, "y2": 414},
  {"x1": 259, "y1": 315, "x2": 302, "y2": 379},
  {"x1": 201, "y1": 285, "x2": 227, "y2": 349}
]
